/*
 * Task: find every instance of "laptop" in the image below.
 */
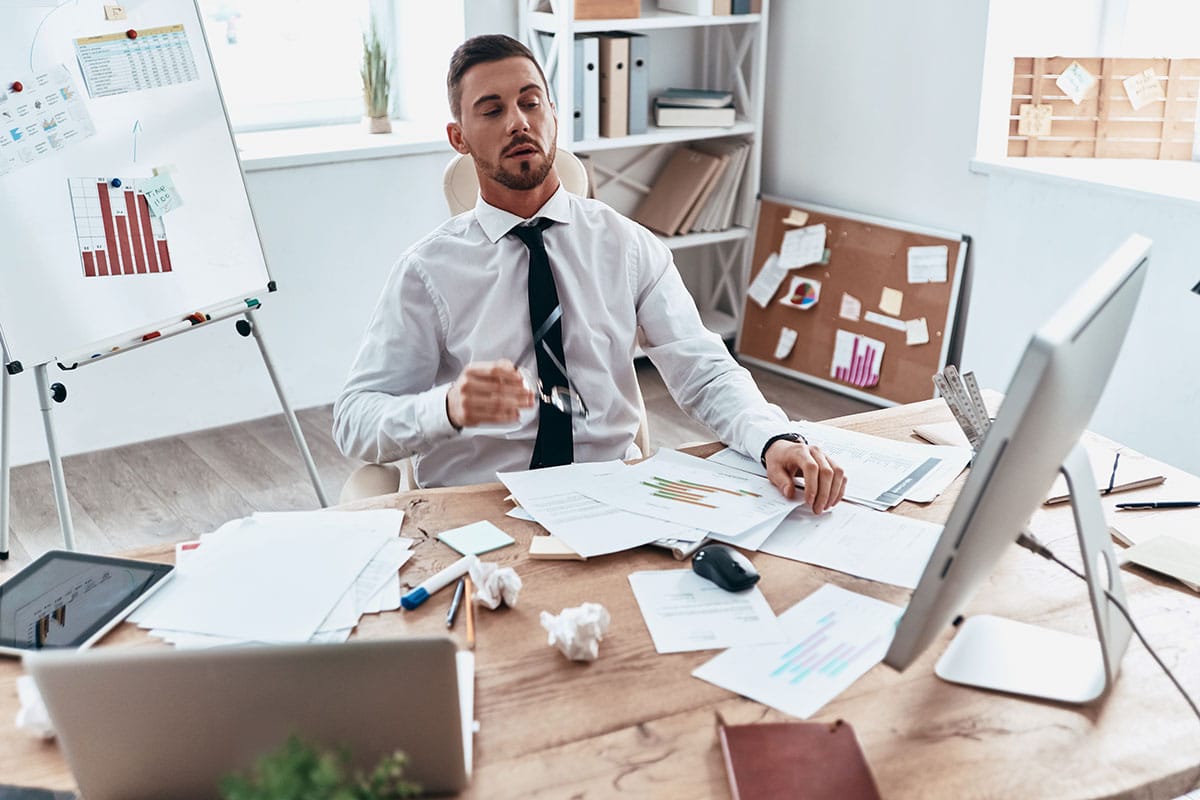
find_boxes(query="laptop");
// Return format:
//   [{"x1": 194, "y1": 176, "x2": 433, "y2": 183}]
[{"x1": 24, "y1": 637, "x2": 474, "y2": 799}]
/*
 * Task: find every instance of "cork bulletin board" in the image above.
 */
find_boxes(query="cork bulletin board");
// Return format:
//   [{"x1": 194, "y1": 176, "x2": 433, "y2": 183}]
[{"x1": 736, "y1": 197, "x2": 968, "y2": 406}]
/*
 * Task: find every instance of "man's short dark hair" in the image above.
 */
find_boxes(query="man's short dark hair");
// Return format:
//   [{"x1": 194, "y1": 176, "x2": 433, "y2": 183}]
[{"x1": 447, "y1": 34, "x2": 550, "y2": 120}]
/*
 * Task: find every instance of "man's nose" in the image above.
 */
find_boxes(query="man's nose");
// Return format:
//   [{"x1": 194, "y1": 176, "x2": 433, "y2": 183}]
[{"x1": 505, "y1": 105, "x2": 530, "y2": 134}]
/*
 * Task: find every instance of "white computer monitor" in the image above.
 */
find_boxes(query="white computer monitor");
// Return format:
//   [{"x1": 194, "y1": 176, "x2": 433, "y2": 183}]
[{"x1": 884, "y1": 234, "x2": 1151, "y2": 703}]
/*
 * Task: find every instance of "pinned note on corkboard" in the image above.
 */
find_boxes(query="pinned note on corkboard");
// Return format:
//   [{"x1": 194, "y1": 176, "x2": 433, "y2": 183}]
[{"x1": 736, "y1": 197, "x2": 969, "y2": 406}]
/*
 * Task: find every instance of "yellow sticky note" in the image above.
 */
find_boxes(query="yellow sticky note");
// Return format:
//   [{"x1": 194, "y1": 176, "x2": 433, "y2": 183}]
[
  {"x1": 1017, "y1": 104, "x2": 1052, "y2": 137},
  {"x1": 782, "y1": 208, "x2": 809, "y2": 227},
  {"x1": 905, "y1": 317, "x2": 929, "y2": 346},
  {"x1": 1123, "y1": 68, "x2": 1165, "y2": 111},
  {"x1": 880, "y1": 287, "x2": 903, "y2": 316}
]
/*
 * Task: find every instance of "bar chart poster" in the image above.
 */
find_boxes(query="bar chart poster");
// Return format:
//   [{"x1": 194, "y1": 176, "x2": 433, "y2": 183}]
[
  {"x1": 831, "y1": 329, "x2": 884, "y2": 388},
  {"x1": 692, "y1": 584, "x2": 902, "y2": 719},
  {"x1": 69, "y1": 178, "x2": 173, "y2": 279}
]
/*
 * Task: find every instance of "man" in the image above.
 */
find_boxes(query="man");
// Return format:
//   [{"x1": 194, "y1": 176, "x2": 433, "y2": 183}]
[{"x1": 333, "y1": 34, "x2": 846, "y2": 512}]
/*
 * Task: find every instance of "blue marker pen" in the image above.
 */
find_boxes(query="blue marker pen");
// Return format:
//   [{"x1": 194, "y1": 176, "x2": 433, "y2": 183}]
[{"x1": 401, "y1": 555, "x2": 474, "y2": 610}]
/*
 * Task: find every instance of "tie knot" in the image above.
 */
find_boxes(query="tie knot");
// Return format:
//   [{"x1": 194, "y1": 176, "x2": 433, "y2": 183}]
[{"x1": 508, "y1": 217, "x2": 555, "y2": 247}]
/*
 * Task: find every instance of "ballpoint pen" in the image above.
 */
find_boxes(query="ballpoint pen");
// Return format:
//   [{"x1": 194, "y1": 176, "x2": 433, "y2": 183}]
[
  {"x1": 445, "y1": 577, "x2": 466, "y2": 628},
  {"x1": 1115, "y1": 501, "x2": 1200, "y2": 510}
]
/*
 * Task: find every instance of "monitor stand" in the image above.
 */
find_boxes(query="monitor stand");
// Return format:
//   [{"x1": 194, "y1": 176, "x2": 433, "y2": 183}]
[{"x1": 934, "y1": 442, "x2": 1133, "y2": 703}]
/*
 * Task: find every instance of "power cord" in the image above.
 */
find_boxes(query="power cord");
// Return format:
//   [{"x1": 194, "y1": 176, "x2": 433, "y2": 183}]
[{"x1": 1015, "y1": 532, "x2": 1200, "y2": 724}]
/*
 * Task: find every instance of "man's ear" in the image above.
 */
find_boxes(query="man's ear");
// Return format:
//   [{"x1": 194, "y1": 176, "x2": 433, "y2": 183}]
[{"x1": 446, "y1": 121, "x2": 470, "y2": 155}]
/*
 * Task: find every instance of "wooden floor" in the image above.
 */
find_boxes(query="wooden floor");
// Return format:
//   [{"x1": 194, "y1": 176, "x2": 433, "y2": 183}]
[{"x1": 0, "y1": 361, "x2": 873, "y2": 572}]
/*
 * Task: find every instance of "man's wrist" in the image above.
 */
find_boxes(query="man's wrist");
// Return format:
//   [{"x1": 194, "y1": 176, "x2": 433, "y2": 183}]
[{"x1": 760, "y1": 432, "x2": 808, "y2": 467}]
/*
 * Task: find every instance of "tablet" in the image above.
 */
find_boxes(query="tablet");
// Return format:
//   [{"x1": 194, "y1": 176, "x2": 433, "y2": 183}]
[{"x1": 0, "y1": 550, "x2": 173, "y2": 656}]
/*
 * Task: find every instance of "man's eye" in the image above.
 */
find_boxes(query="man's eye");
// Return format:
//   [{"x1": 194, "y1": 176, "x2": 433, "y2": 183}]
[{"x1": 482, "y1": 108, "x2": 500, "y2": 116}]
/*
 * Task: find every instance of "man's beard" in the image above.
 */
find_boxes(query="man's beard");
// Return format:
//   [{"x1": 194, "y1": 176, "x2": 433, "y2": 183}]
[{"x1": 481, "y1": 138, "x2": 557, "y2": 191}]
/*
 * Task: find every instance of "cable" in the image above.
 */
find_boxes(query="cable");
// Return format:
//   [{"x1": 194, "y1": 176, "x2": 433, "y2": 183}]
[{"x1": 1015, "y1": 533, "x2": 1200, "y2": 725}]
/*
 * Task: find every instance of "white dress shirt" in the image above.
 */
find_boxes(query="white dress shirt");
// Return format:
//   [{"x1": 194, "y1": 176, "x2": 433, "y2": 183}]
[{"x1": 333, "y1": 185, "x2": 789, "y2": 488}]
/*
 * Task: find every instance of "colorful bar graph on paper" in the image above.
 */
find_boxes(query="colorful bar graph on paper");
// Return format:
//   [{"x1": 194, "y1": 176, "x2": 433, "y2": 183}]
[
  {"x1": 69, "y1": 177, "x2": 172, "y2": 279},
  {"x1": 830, "y1": 329, "x2": 884, "y2": 389},
  {"x1": 768, "y1": 610, "x2": 884, "y2": 686}
]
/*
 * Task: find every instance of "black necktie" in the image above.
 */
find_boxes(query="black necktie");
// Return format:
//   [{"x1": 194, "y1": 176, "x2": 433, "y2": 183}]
[{"x1": 509, "y1": 218, "x2": 573, "y2": 469}]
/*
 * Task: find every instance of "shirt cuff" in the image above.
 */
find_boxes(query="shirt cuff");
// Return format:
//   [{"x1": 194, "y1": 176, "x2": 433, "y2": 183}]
[
  {"x1": 741, "y1": 420, "x2": 790, "y2": 468},
  {"x1": 417, "y1": 382, "x2": 459, "y2": 446}
]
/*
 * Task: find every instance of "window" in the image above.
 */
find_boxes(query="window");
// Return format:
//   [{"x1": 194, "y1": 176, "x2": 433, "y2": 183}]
[
  {"x1": 199, "y1": 1, "x2": 464, "y2": 132},
  {"x1": 977, "y1": 0, "x2": 1200, "y2": 162}
]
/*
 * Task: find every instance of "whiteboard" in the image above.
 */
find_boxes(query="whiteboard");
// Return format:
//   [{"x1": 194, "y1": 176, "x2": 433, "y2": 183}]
[{"x1": 0, "y1": 0, "x2": 271, "y2": 368}]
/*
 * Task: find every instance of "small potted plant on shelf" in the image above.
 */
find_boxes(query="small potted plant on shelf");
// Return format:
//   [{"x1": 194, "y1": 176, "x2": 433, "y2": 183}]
[{"x1": 361, "y1": 18, "x2": 392, "y2": 134}]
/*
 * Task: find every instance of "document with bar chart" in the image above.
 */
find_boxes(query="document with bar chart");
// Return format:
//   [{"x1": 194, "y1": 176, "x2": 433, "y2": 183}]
[
  {"x1": 69, "y1": 178, "x2": 173, "y2": 279},
  {"x1": 693, "y1": 584, "x2": 902, "y2": 719},
  {"x1": 831, "y1": 329, "x2": 884, "y2": 388},
  {"x1": 578, "y1": 448, "x2": 800, "y2": 537}
]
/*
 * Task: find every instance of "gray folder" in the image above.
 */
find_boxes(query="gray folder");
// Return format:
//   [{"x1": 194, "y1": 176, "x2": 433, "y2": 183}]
[{"x1": 628, "y1": 33, "x2": 649, "y2": 135}]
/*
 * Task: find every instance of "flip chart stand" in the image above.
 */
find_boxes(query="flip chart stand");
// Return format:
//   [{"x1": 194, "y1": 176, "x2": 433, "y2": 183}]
[{"x1": 0, "y1": 302, "x2": 330, "y2": 559}]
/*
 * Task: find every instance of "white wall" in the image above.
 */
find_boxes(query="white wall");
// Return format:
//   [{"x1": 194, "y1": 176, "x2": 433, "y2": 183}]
[{"x1": 760, "y1": 0, "x2": 1200, "y2": 475}]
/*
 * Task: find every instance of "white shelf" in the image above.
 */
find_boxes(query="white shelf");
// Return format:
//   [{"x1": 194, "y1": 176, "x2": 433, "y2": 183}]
[
  {"x1": 529, "y1": 10, "x2": 761, "y2": 34},
  {"x1": 572, "y1": 121, "x2": 754, "y2": 152},
  {"x1": 658, "y1": 226, "x2": 752, "y2": 250}
]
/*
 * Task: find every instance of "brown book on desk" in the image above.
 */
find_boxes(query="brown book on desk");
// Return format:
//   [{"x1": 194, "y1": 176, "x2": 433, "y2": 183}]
[{"x1": 718, "y1": 718, "x2": 881, "y2": 800}]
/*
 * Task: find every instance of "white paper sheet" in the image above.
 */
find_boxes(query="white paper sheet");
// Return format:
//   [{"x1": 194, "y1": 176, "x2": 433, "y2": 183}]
[
  {"x1": 758, "y1": 504, "x2": 941, "y2": 589},
  {"x1": 707, "y1": 506, "x2": 792, "y2": 551},
  {"x1": 747, "y1": 252, "x2": 788, "y2": 308},
  {"x1": 778, "y1": 224, "x2": 827, "y2": 269},
  {"x1": 863, "y1": 310, "x2": 906, "y2": 331},
  {"x1": 692, "y1": 584, "x2": 902, "y2": 719},
  {"x1": 707, "y1": 422, "x2": 971, "y2": 509},
  {"x1": 628, "y1": 570, "x2": 784, "y2": 653},
  {"x1": 499, "y1": 461, "x2": 705, "y2": 557},
  {"x1": 578, "y1": 449, "x2": 801, "y2": 537},
  {"x1": 906, "y1": 245, "x2": 948, "y2": 284},
  {"x1": 774, "y1": 327, "x2": 798, "y2": 359},
  {"x1": 1056, "y1": 61, "x2": 1096, "y2": 104},
  {"x1": 905, "y1": 317, "x2": 930, "y2": 346},
  {"x1": 838, "y1": 293, "x2": 862, "y2": 321},
  {"x1": 131, "y1": 513, "x2": 400, "y2": 643}
]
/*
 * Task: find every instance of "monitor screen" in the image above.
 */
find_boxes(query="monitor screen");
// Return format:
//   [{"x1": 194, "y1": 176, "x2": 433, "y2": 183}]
[{"x1": 884, "y1": 234, "x2": 1150, "y2": 676}]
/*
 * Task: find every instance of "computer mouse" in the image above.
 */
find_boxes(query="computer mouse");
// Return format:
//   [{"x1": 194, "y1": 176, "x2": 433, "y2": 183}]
[{"x1": 691, "y1": 544, "x2": 760, "y2": 592}]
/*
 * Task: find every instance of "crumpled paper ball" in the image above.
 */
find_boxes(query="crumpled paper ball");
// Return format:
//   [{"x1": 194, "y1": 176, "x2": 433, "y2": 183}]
[
  {"x1": 468, "y1": 556, "x2": 522, "y2": 610},
  {"x1": 15, "y1": 674, "x2": 55, "y2": 740},
  {"x1": 540, "y1": 602, "x2": 611, "y2": 662}
]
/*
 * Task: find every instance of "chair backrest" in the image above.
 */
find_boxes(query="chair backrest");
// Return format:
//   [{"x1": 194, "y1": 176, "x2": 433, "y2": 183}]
[{"x1": 442, "y1": 149, "x2": 590, "y2": 215}]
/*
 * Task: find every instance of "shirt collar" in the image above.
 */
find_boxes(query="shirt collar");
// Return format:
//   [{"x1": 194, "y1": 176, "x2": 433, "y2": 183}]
[{"x1": 474, "y1": 182, "x2": 573, "y2": 243}]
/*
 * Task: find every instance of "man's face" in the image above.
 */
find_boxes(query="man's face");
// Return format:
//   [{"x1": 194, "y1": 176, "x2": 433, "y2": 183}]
[{"x1": 450, "y1": 56, "x2": 557, "y2": 192}]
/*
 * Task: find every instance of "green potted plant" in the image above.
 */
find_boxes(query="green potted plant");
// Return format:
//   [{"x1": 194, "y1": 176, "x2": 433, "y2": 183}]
[
  {"x1": 361, "y1": 18, "x2": 392, "y2": 134},
  {"x1": 220, "y1": 735, "x2": 421, "y2": 799}
]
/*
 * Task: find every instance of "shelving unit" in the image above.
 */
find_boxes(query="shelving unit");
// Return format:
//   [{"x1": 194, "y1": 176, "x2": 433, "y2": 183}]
[{"x1": 518, "y1": 0, "x2": 770, "y2": 339}]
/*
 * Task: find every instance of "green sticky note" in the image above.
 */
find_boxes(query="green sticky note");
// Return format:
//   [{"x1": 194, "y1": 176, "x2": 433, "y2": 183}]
[
  {"x1": 438, "y1": 521, "x2": 515, "y2": 556},
  {"x1": 819, "y1": 247, "x2": 832, "y2": 265}
]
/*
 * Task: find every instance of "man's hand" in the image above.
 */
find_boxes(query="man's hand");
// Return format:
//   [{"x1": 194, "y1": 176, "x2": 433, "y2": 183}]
[
  {"x1": 446, "y1": 360, "x2": 536, "y2": 429},
  {"x1": 764, "y1": 440, "x2": 846, "y2": 514}
]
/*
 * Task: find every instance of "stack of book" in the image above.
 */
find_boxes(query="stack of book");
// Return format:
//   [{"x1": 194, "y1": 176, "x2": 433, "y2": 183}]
[
  {"x1": 631, "y1": 137, "x2": 752, "y2": 236},
  {"x1": 654, "y1": 87, "x2": 737, "y2": 127},
  {"x1": 658, "y1": 0, "x2": 763, "y2": 14}
]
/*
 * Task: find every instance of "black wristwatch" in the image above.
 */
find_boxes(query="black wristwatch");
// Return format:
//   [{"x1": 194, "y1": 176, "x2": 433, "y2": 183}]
[{"x1": 760, "y1": 432, "x2": 808, "y2": 467}]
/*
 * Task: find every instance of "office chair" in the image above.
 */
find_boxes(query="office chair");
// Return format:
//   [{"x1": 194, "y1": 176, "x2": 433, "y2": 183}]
[{"x1": 340, "y1": 150, "x2": 651, "y2": 503}]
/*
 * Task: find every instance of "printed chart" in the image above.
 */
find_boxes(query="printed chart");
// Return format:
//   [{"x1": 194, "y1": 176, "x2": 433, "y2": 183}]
[
  {"x1": 831, "y1": 329, "x2": 884, "y2": 388},
  {"x1": 74, "y1": 24, "x2": 199, "y2": 98},
  {"x1": 69, "y1": 178, "x2": 173, "y2": 278},
  {"x1": 769, "y1": 609, "x2": 887, "y2": 685},
  {"x1": 692, "y1": 584, "x2": 902, "y2": 719},
  {"x1": 0, "y1": 66, "x2": 95, "y2": 177},
  {"x1": 643, "y1": 474, "x2": 761, "y2": 509}
]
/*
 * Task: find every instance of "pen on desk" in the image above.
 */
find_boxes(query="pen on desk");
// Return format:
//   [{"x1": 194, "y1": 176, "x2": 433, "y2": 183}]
[
  {"x1": 1115, "y1": 501, "x2": 1200, "y2": 510},
  {"x1": 401, "y1": 555, "x2": 473, "y2": 610},
  {"x1": 464, "y1": 576, "x2": 476, "y2": 651},
  {"x1": 446, "y1": 577, "x2": 465, "y2": 628}
]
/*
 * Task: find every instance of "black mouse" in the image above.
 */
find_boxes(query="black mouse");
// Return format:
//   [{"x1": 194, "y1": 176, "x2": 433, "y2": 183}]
[{"x1": 691, "y1": 544, "x2": 760, "y2": 592}]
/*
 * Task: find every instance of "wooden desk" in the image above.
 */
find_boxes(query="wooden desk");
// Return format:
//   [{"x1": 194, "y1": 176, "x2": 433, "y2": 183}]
[{"x1": 3, "y1": 398, "x2": 1200, "y2": 799}]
